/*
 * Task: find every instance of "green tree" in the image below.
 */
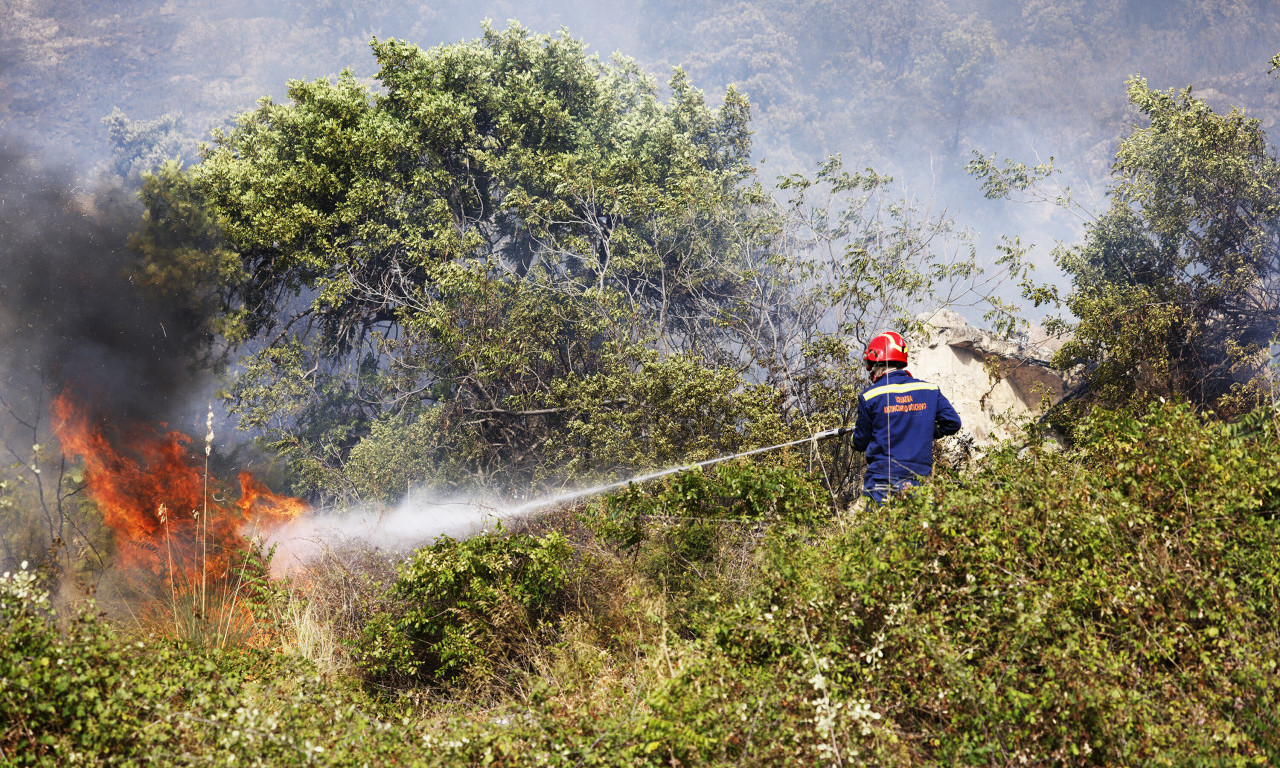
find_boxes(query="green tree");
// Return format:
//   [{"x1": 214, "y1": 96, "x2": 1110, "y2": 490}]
[
  {"x1": 973, "y1": 71, "x2": 1280, "y2": 418},
  {"x1": 1057, "y1": 76, "x2": 1280, "y2": 410},
  {"x1": 181, "y1": 25, "x2": 762, "y2": 498},
  {"x1": 101, "y1": 108, "x2": 190, "y2": 184},
  {"x1": 150, "y1": 24, "x2": 1028, "y2": 503},
  {"x1": 128, "y1": 159, "x2": 242, "y2": 362}
]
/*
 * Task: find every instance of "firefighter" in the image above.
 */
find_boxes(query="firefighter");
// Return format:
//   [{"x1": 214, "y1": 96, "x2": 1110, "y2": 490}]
[{"x1": 849, "y1": 331, "x2": 961, "y2": 503}]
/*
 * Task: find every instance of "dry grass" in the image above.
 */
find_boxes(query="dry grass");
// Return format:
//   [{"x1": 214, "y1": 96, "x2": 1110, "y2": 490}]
[
  {"x1": 505, "y1": 502, "x2": 680, "y2": 711},
  {"x1": 99, "y1": 566, "x2": 265, "y2": 649},
  {"x1": 275, "y1": 587, "x2": 346, "y2": 674},
  {"x1": 260, "y1": 541, "x2": 405, "y2": 677},
  {"x1": 290, "y1": 543, "x2": 402, "y2": 639}
]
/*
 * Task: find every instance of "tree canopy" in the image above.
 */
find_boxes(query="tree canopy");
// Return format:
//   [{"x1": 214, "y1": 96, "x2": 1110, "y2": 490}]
[
  {"x1": 136, "y1": 25, "x2": 1021, "y2": 502},
  {"x1": 176, "y1": 26, "x2": 756, "y2": 496},
  {"x1": 973, "y1": 72, "x2": 1280, "y2": 421}
]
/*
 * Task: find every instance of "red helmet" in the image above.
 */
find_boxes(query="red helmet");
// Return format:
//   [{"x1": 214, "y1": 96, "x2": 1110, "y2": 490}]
[{"x1": 864, "y1": 331, "x2": 908, "y2": 365}]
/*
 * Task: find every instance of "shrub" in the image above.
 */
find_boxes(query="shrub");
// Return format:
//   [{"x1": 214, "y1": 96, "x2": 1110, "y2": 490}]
[
  {"x1": 355, "y1": 527, "x2": 573, "y2": 692},
  {"x1": 583, "y1": 460, "x2": 832, "y2": 625},
  {"x1": 0, "y1": 563, "x2": 431, "y2": 766},
  {"x1": 8, "y1": 401, "x2": 1278, "y2": 766},
  {"x1": 271, "y1": 543, "x2": 402, "y2": 676},
  {"x1": 0, "y1": 563, "x2": 213, "y2": 764},
  {"x1": 700, "y1": 401, "x2": 1280, "y2": 765}
]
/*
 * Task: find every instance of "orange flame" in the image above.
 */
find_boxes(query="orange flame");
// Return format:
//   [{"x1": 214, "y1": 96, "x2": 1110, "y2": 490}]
[{"x1": 51, "y1": 390, "x2": 307, "y2": 582}]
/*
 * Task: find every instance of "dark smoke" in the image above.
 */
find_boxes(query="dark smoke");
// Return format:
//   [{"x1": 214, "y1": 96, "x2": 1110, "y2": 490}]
[{"x1": 0, "y1": 144, "x2": 207, "y2": 429}]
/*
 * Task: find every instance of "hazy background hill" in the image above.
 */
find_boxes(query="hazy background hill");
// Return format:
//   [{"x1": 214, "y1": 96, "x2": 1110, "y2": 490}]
[{"x1": 6, "y1": 0, "x2": 1280, "y2": 252}]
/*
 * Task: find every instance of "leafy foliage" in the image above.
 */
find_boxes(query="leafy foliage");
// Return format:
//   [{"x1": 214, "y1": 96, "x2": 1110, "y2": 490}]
[
  {"x1": 0, "y1": 564, "x2": 288, "y2": 765},
  {"x1": 1, "y1": 563, "x2": 435, "y2": 766},
  {"x1": 126, "y1": 159, "x2": 242, "y2": 363},
  {"x1": 1055, "y1": 77, "x2": 1280, "y2": 411},
  {"x1": 700, "y1": 401, "x2": 1280, "y2": 764},
  {"x1": 1, "y1": 564, "x2": 146, "y2": 763},
  {"x1": 586, "y1": 460, "x2": 832, "y2": 630},
  {"x1": 544, "y1": 351, "x2": 790, "y2": 483},
  {"x1": 183, "y1": 25, "x2": 768, "y2": 498},
  {"x1": 974, "y1": 68, "x2": 1280, "y2": 425},
  {"x1": 592, "y1": 459, "x2": 829, "y2": 553},
  {"x1": 101, "y1": 108, "x2": 191, "y2": 183},
  {"x1": 142, "y1": 25, "x2": 1016, "y2": 504},
  {"x1": 355, "y1": 527, "x2": 573, "y2": 691},
  {"x1": 7, "y1": 404, "x2": 1280, "y2": 765}
]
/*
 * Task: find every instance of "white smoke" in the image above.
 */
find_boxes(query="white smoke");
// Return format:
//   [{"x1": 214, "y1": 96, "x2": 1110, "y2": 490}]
[
  {"x1": 260, "y1": 434, "x2": 838, "y2": 573},
  {"x1": 261, "y1": 489, "x2": 514, "y2": 573}
]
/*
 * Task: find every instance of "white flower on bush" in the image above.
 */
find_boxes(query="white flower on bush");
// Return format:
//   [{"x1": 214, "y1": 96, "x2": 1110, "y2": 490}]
[
  {"x1": 1, "y1": 561, "x2": 49, "y2": 613},
  {"x1": 848, "y1": 697, "x2": 882, "y2": 736},
  {"x1": 861, "y1": 630, "x2": 886, "y2": 668}
]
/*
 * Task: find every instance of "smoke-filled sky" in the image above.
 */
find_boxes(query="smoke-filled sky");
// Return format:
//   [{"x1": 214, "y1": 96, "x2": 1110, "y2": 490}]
[
  {"x1": 6, "y1": 1, "x2": 1280, "y2": 174},
  {"x1": 6, "y1": 1, "x2": 1280, "y2": 268}
]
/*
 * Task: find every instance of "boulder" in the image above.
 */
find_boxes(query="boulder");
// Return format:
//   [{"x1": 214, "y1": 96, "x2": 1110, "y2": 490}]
[{"x1": 907, "y1": 309, "x2": 1074, "y2": 446}]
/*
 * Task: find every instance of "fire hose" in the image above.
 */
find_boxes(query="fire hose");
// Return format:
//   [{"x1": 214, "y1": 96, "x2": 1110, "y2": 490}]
[
  {"x1": 611, "y1": 426, "x2": 854, "y2": 484},
  {"x1": 507, "y1": 427, "x2": 854, "y2": 515}
]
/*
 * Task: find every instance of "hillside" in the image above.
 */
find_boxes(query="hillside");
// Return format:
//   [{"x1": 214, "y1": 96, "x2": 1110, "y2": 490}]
[
  {"x1": 6, "y1": 0, "x2": 1280, "y2": 184},
  {"x1": 3, "y1": 13, "x2": 1280, "y2": 765},
  {"x1": 3, "y1": 401, "x2": 1277, "y2": 765}
]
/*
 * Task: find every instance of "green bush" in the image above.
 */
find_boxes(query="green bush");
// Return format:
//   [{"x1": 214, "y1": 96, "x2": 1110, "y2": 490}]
[
  {"x1": 7, "y1": 402, "x2": 1279, "y2": 766},
  {"x1": 0, "y1": 564, "x2": 428, "y2": 766},
  {"x1": 591, "y1": 460, "x2": 830, "y2": 551},
  {"x1": 0, "y1": 564, "x2": 186, "y2": 764},
  {"x1": 696, "y1": 401, "x2": 1280, "y2": 765},
  {"x1": 355, "y1": 527, "x2": 573, "y2": 692},
  {"x1": 584, "y1": 461, "x2": 832, "y2": 628}
]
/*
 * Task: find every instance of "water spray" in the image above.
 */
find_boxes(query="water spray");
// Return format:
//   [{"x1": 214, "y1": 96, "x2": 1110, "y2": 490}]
[
  {"x1": 265, "y1": 427, "x2": 852, "y2": 570},
  {"x1": 505, "y1": 427, "x2": 853, "y2": 517}
]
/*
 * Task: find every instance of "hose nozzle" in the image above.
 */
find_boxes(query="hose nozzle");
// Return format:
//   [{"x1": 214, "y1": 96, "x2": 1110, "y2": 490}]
[{"x1": 812, "y1": 426, "x2": 852, "y2": 441}]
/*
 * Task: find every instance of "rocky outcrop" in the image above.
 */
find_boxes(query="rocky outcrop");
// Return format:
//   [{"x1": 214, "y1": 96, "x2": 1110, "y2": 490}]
[{"x1": 907, "y1": 309, "x2": 1073, "y2": 446}]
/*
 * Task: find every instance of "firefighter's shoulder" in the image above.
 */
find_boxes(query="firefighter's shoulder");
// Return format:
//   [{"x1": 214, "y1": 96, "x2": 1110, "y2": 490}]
[{"x1": 861, "y1": 380, "x2": 940, "y2": 402}]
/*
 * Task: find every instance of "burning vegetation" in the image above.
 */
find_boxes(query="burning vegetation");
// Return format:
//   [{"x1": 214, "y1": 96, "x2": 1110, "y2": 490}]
[{"x1": 50, "y1": 390, "x2": 306, "y2": 586}]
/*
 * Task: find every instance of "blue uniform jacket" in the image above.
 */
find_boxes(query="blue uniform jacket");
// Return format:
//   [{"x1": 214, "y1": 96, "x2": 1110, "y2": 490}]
[{"x1": 850, "y1": 369, "x2": 962, "y2": 489}]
